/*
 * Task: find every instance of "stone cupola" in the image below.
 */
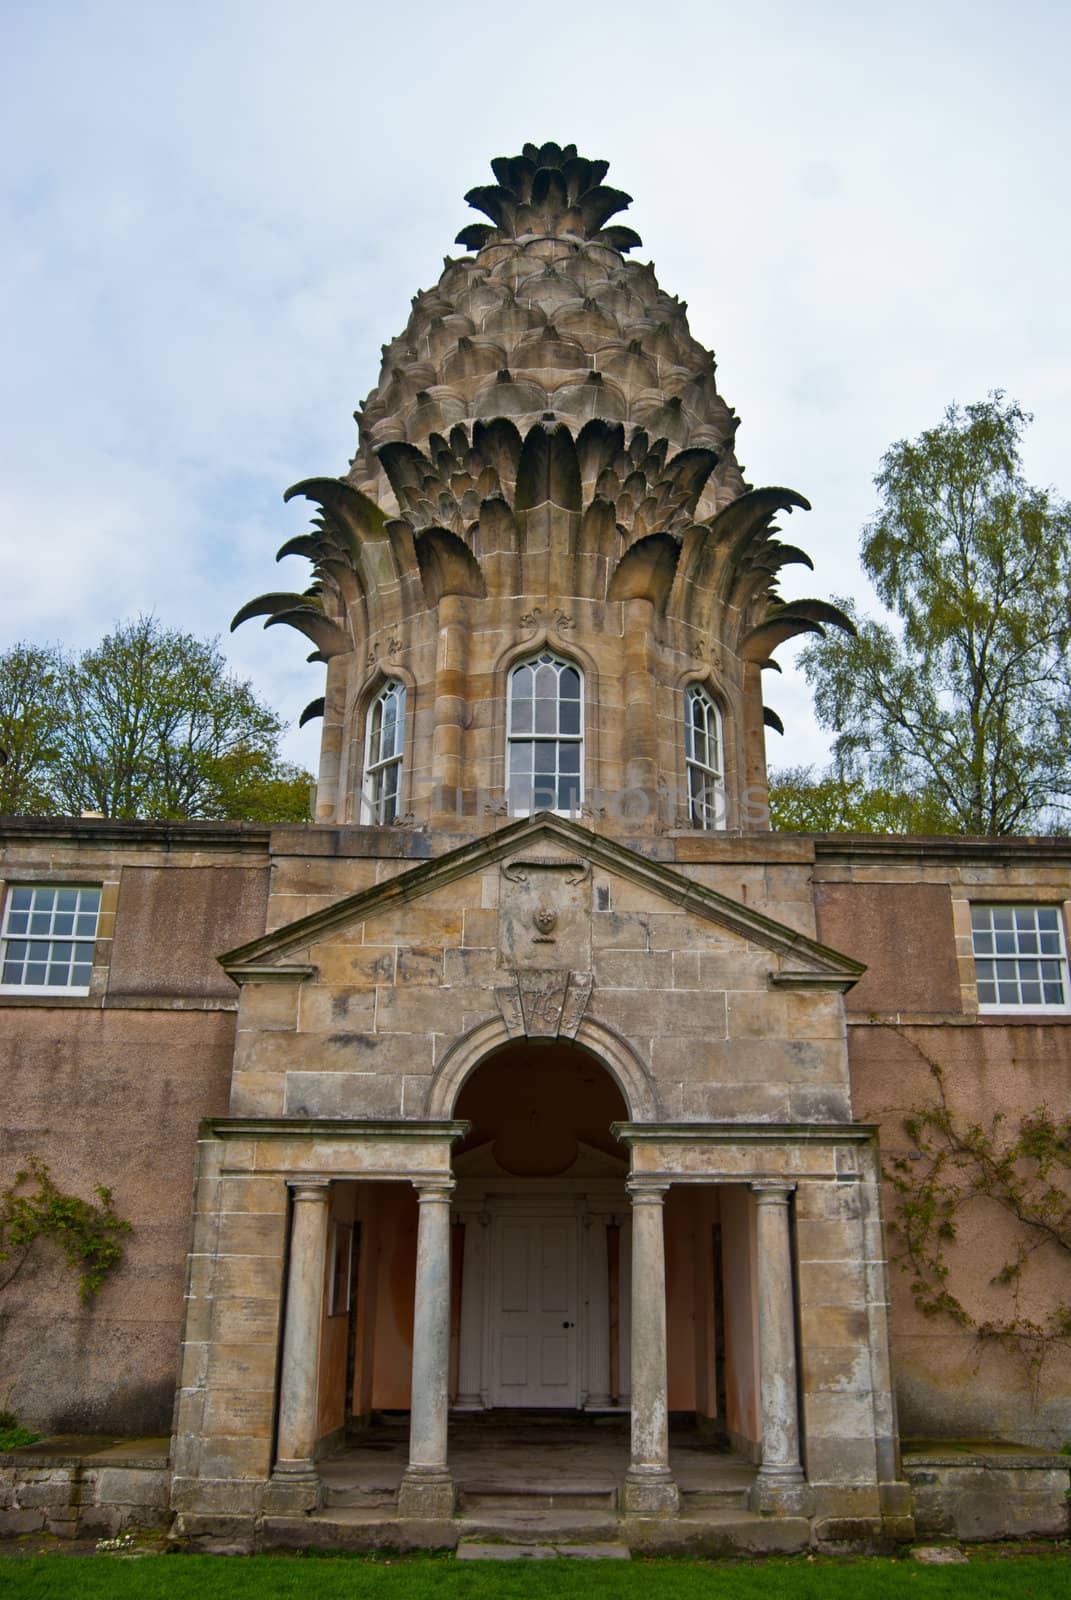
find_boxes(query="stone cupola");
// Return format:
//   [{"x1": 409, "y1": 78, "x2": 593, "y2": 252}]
[{"x1": 234, "y1": 142, "x2": 850, "y2": 833}]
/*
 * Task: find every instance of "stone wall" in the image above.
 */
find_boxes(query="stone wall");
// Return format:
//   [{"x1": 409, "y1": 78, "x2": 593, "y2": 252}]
[
  {"x1": 904, "y1": 1445, "x2": 1071, "y2": 1541},
  {"x1": 0, "y1": 1438, "x2": 169, "y2": 1538},
  {"x1": 226, "y1": 819, "x2": 857, "y2": 1129},
  {"x1": 815, "y1": 835, "x2": 1071, "y2": 1448},
  {"x1": 0, "y1": 821, "x2": 271, "y2": 1435}
]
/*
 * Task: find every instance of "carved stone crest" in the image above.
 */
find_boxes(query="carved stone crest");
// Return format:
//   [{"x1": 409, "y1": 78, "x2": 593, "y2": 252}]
[
  {"x1": 502, "y1": 853, "x2": 590, "y2": 885},
  {"x1": 519, "y1": 605, "x2": 575, "y2": 633},
  {"x1": 495, "y1": 969, "x2": 594, "y2": 1040},
  {"x1": 498, "y1": 852, "x2": 593, "y2": 968}
]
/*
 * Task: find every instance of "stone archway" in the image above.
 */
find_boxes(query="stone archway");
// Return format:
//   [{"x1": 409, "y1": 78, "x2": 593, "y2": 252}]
[
  {"x1": 449, "y1": 1037, "x2": 632, "y2": 1412},
  {"x1": 425, "y1": 1012, "x2": 659, "y2": 1122}
]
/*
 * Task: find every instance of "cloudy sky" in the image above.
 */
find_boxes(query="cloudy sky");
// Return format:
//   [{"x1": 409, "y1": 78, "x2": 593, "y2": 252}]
[{"x1": 3, "y1": 0, "x2": 1069, "y2": 777}]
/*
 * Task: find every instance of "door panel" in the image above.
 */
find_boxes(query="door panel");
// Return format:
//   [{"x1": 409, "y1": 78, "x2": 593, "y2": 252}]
[
  {"x1": 491, "y1": 1216, "x2": 578, "y2": 1406},
  {"x1": 541, "y1": 1223, "x2": 570, "y2": 1309},
  {"x1": 500, "y1": 1225, "x2": 530, "y2": 1310}
]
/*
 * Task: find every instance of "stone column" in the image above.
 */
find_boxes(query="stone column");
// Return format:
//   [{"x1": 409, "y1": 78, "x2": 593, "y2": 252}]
[
  {"x1": 398, "y1": 1180, "x2": 455, "y2": 1518},
  {"x1": 622, "y1": 1180, "x2": 679, "y2": 1515},
  {"x1": 740, "y1": 660, "x2": 770, "y2": 830},
  {"x1": 622, "y1": 597, "x2": 659, "y2": 809},
  {"x1": 430, "y1": 593, "x2": 469, "y2": 823},
  {"x1": 750, "y1": 1181, "x2": 808, "y2": 1514},
  {"x1": 267, "y1": 1179, "x2": 331, "y2": 1512}
]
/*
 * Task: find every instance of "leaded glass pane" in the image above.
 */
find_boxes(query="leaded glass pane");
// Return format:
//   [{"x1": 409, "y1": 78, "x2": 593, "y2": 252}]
[
  {"x1": 363, "y1": 682, "x2": 406, "y2": 824},
  {"x1": 685, "y1": 686, "x2": 723, "y2": 831},
  {"x1": 534, "y1": 693, "x2": 557, "y2": 735},
  {"x1": 507, "y1": 653, "x2": 584, "y2": 814}
]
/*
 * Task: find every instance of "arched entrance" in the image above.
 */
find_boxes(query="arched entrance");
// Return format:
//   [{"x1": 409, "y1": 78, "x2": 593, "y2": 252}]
[{"x1": 451, "y1": 1039, "x2": 630, "y2": 1411}]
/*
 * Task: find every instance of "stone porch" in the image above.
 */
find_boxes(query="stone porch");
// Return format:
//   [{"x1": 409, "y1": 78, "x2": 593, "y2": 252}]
[{"x1": 319, "y1": 1412, "x2": 754, "y2": 1513}]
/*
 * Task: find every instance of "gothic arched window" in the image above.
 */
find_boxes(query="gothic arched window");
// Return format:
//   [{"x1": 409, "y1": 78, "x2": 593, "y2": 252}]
[
  {"x1": 507, "y1": 652, "x2": 584, "y2": 816},
  {"x1": 685, "y1": 685, "x2": 724, "y2": 830},
  {"x1": 362, "y1": 680, "x2": 406, "y2": 824}
]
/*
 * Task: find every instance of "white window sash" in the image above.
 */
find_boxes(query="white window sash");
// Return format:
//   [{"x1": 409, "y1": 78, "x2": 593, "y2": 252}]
[
  {"x1": 507, "y1": 653, "x2": 585, "y2": 818},
  {"x1": 0, "y1": 885, "x2": 102, "y2": 996},
  {"x1": 362, "y1": 683, "x2": 406, "y2": 825},
  {"x1": 970, "y1": 903, "x2": 1071, "y2": 1014}
]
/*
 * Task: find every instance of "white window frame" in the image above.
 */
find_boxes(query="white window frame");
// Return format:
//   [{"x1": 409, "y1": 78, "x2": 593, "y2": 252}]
[
  {"x1": 1, "y1": 884, "x2": 102, "y2": 996},
  {"x1": 970, "y1": 903, "x2": 1071, "y2": 1014},
  {"x1": 361, "y1": 680, "x2": 406, "y2": 825},
  {"x1": 685, "y1": 684, "x2": 725, "y2": 831},
  {"x1": 507, "y1": 651, "x2": 585, "y2": 818}
]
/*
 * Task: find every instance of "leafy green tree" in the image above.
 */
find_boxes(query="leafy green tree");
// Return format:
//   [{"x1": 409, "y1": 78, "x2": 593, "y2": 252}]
[
  {"x1": 0, "y1": 644, "x2": 66, "y2": 815},
  {"x1": 0, "y1": 617, "x2": 313, "y2": 823},
  {"x1": 768, "y1": 764, "x2": 958, "y2": 834},
  {"x1": 799, "y1": 395, "x2": 1071, "y2": 835}
]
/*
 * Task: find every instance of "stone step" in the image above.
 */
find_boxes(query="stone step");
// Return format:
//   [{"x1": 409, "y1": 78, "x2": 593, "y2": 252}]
[
  {"x1": 457, "y1": 1541, "x2": 631, "y2": 1560},
  {"x1": 267, "y1": 1505, "x2": 814, "y2": 1557},
  {"x1": 323, "y1": 1485, "x2": 397, "y2": 1509},
  {"x1": 263, "y1": 1509, "x2": 449, "y2": 1554},
  {"x1": 458, "y1": 1508, "x2": 623, "y2": 1543},
  {"x1": 458, "y1": 1482, "x2": 617, "y2": 1512},
  {"x1": 627, "y1": 1510, "x2": 812, "y2": 1557},
  {"x1": 680, "y1": 1486, "x2": 751, "y2": 1509}
]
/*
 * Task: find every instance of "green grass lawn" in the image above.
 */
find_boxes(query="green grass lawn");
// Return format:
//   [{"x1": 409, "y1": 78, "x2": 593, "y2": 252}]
[{"x1": 1, "y1": 1552, "x2": 1069, "y2": 1600}]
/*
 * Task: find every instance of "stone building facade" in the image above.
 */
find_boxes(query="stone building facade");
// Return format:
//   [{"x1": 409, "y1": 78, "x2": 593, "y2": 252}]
[{"x1": 2, "y1": 145, "x2": 1069, "y2": 1549}]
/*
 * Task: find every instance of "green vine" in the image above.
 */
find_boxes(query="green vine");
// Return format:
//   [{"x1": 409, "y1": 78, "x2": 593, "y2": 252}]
[
  {"x1": 0, "y1": 1157, "x2": 131, "y2": 1303},
  {"x1": 885, "y1": 1034, "x2": 1071, "y2": 1383}
]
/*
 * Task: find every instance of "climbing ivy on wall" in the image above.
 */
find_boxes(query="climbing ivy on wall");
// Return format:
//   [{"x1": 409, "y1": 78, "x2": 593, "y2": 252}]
[
  {"x1": 0, "y1": 1157, "x2": 131, "y2": 1303},
  {"x1": 886, "y1": 1035, "x2": 1071, "y2": 1382}
]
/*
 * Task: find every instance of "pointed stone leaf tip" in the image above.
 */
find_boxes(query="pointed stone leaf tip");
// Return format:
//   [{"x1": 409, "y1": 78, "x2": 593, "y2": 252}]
[{"x1": 456, "y1": 142, "x2": 640, "y2": 253}]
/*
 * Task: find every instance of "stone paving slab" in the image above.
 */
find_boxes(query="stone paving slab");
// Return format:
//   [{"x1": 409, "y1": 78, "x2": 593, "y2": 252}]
[
  {"x1": 0, "y1": 1436, "x2": 170, "y2": 1470},
  {"x1": 911, "y1": 1545, "x2": 969, "y2": 1564},
  {"x1": 457, "y1": 1544, "x2": 559, "y2": 1560},
  {"x1": 457, "y1": 1543, "x2": 630, "y2": 1560},
  {"x1": 321, "y1": 1416, "x2": 749, "y2": 1504},
  {"x1": 458, "y1": 1509, "x2": 621, "y2": 1542},
  {"x1": 558, "y1": 1544, "x2": 631, "y2": 1559}
]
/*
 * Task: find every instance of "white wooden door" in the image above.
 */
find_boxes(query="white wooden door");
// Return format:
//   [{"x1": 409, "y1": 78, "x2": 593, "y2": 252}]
[{"x1": 490, "y1": 1216, "x2": 578, "y2": 1407}]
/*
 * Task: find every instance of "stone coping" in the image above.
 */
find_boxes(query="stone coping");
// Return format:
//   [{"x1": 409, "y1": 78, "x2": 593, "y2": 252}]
[
  {"x1": 614, "y1": 1121, "x2": 879, "y2": 1144},
  {"x1": 4, "y1": 814, "x2": 1070, "y2": 868},
  {"x1": 0, "y1": 1434, "x2": 170, "y2": 1470},
  {"x1": 812, "y1": 834, "x2": 1071, "y2": 864},
  {"x1": 202, "y1": 1116, "x2": 470, "y2": 1141},
  {"x1": 902, "y1": 1440, "x2": 1071, "y2": 1470},
  {"x1": 0, "y1": 816, "x2": 271, "y2": 849}
]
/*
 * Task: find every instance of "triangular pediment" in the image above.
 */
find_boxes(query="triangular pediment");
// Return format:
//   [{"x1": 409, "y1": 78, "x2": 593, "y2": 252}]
[{"x1": 219, "y1": 813, "x2": 863, "y2": 987}]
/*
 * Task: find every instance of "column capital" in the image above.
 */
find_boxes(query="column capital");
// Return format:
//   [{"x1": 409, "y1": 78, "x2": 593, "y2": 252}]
[
  {"x1": 287, "y1": 1179, "x2": 332, "y2": 1204},
  {"x1": 751, "y1": 1180, "x2": 796, "y2": 1204},
  {"x1": 413, "y1": 1178, "x2": 455, "y2": 1203},
  {"x1": 626, "y1": 1179, "x2": 669, "y2": 1203}
]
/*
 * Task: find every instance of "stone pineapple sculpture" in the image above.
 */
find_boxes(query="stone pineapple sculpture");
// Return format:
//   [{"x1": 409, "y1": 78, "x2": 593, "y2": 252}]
[{"x1": 235, "y1": 143, "x2": 850, "y2": 826}]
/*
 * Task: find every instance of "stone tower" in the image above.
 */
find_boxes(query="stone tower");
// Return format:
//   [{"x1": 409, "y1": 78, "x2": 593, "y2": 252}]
[{"x1": 235, "y1": 142, "x2": 849, "y2": 831}]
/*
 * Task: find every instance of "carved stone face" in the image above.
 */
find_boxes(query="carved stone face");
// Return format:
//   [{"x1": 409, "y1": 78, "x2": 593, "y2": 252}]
[{"x1": 533, "y1": 905, "x2": 558, "y2": 935}]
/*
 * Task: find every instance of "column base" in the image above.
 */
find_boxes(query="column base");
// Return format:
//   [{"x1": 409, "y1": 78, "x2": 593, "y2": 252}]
[
  {"x1": 263, "y1": 1461, "x2": 323, "y2": 1514},
  {"x1": 750, "y1": 1468, "x2": 812, "y2": 1516},
  {"x1": 397, "y1": 1467, "x2": 455, "y2": 1519},
  {"x1": 622, "y1": 1467, "x2": 680, "y2": 1516}
]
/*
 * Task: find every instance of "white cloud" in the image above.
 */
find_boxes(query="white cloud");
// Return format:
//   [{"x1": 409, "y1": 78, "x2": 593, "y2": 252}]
[{"x1": 2, "y1": 0, "x2": 1069, "y2": 776}]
